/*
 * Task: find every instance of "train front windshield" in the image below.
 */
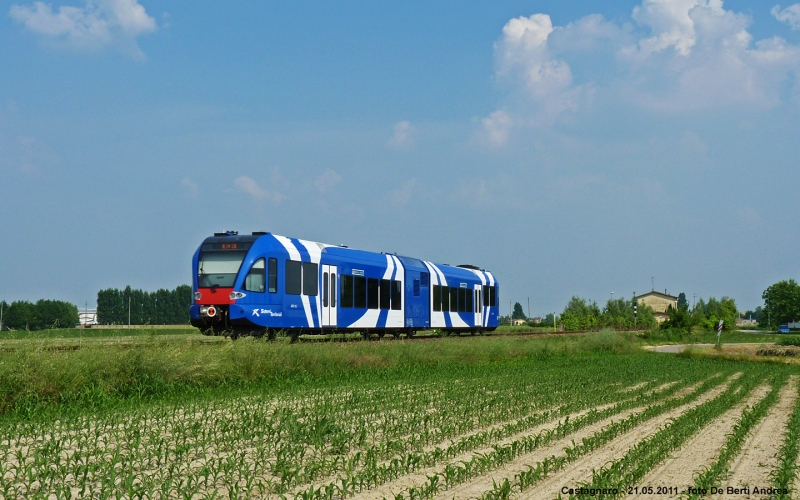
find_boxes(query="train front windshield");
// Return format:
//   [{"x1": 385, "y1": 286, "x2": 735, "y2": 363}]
[{"x1": 198, "y1": 251, "x2": 246, "y2": 287}]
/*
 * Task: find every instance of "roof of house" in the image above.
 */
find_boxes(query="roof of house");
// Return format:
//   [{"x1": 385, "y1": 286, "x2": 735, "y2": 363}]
[{"x1": 635, "y1": 290, "x2": 678, "y2": 301}]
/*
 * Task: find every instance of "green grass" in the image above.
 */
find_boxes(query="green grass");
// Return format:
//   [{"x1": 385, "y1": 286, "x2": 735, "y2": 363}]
[
  {"x1": 0, "y1": 326, "x2": 196, "y2": 340},
  {"x1": 638, "y1": 328, "x2": 790, "y2": 345},
  {"x1": 0, "y1": 331, "x2": 639, "y2": 417},
  {"x1": 1, "y1": 327, "x2": 799, "y2": 499}
]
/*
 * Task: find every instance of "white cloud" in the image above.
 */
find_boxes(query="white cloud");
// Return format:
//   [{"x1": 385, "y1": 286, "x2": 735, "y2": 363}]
[
  {"x1": 483, "y1": 0, "x2": 800, "y2": 133},
  {"x1": 495, "y1": 14, "x2": 580, "y2": 107},
  {"x1": 234, "y1": 175, "x2": 286, "y2": 204},
  {"x1": 388, "y1": 120, "x2": 416, "y2": 147},
  {"x1": 478, "y1": 110, "x2": 514, "y2": 147},
  {"x1": 10, "y1": 0, "x2": 156, "y2": 57},
  {"x1": 313, "y1": 169, "x2": 341, "y2": 193},
  {"x1": 620, "y1": 1, "x2": 800, "y2": 111},
  {"x1": 772, "y1": 4, "x2": 800, "y2": 30}
]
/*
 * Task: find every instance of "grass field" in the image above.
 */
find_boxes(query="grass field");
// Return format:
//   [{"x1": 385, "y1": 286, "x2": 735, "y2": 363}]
[{"x1": 1, "y1": 329, "x2": 799, "y2": 499}]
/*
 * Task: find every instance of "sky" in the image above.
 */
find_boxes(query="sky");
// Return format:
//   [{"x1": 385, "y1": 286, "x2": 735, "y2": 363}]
[{"x1": 2, "y1": 0, "x2": 800, "y2": 317}]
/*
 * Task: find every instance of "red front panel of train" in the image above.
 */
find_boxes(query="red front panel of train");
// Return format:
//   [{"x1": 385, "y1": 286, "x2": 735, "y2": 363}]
[{"x1": 196, "y1": 288, "x2": 235, "y2": 305}]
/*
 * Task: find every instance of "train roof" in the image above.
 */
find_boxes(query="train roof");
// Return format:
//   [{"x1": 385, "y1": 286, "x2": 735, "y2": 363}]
[{"x1": 203, "y1": 231, "x2": 492, "y2": 276}]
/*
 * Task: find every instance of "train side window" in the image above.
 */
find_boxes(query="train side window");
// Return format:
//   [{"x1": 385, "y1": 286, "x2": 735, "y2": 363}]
[
  {"x1": 391, "y1": 280, "x2": 402, "y2": 310},
  {"x1": 368, "y1": 278, "x2": 379, "y2": 309},
  {"x1": 433, "y1": 284, "x2": 441, "y2": 311},
  {"x1": 331, "y1": 274, "x2": 336, "y2": 307},
  {"x1": 302, "y1": 262, "x2": 318, "y2": 296},
  {"x1": 341, "y1": 275, "x2": 353, "y2": 308},
  {"x1": 483, "y1": 285, "x2": 489, "y2": 307},
  {"x1": 323, "y1": 272, "x2": 329, "y2": 307},
  {"x1": 380, "y1": 279, "x2": 391, "y2": 310},
  {"x1": 458, "y1": 287, "x2": 466, "y2": 312},
  {"x1": 413, "y1": 279, "x2": 420, "y2": 296},
  {"x1": 441, "y1": 286, "x2": 450, "y2": 311},
  {"x1": 268, "y1": 258, "x2": 278, "y2": 293},
  {"x1": 489, "y1": 285, "x2": 496, "y2": 307},
  {"x1": 285, "y1": 260, "x2": 301, "y2": 295},
  {"x1": 467, "y1": 288, "x2": 473, "y2": 313},
  {"x1": 420, "y1": 273, "x2": 429, "y2": 287},
  {"x1": 354, "y1": 276, "x2": 366, "y2": 308},
  {"x1": 243, "y1": 258, "x2": 266, "y2": 292},
  {"x1": 449, "y1": 287, "x2": 458, "y2": 312}
]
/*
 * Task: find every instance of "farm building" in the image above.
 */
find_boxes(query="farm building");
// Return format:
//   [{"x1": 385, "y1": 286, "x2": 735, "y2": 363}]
[
  {"x1": 635, "y1": 290, "x2": 678, "y2": 323},
  {"x1": 78, "y1": 309, "x2": 98, "y2": 327}
]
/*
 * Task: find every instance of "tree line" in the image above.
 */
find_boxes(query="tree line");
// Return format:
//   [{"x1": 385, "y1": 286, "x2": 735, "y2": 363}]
[
  {"x1": 744, "y1": 279, "x2": 800, "y2": 328},
  {"x1": 96, "y1": 285, "x2": 192, "y2": 325},
  {"x1": 559, "y1": 297, "x2": 659, "y2": 331},
  {"x1": 510, "y1": 292, "x2": 738, "y2": 332},
  {"x1": 662, "y1": 294, "x2": 737, "y2": 331},
  {"x1": 0, "y1": 300, "x2": 79, "y2": 330}
]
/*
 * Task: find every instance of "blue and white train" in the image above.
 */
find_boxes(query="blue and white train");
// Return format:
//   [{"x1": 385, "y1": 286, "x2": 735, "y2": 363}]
[{"x1": 189, "y1": 231, "x2": 499, "y2": 338}]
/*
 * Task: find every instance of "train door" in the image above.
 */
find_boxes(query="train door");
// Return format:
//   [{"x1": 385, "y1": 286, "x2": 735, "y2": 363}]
[
  {"x1": 474, "y1": 284, "x2": 482, "y2": 327},
  {"x1": 321, "y1": 264, "x2": 338, "y2": 327}
]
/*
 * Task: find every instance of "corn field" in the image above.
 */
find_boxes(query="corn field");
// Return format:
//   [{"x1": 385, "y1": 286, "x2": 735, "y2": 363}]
[{"x1": 0, "y1": 344, "x2": 799, "y2": 499}]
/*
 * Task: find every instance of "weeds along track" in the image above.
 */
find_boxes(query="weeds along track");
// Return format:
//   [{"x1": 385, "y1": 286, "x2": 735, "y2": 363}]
[{"x1": 0, "y1": 354, "x2": 795, "y2": 499}]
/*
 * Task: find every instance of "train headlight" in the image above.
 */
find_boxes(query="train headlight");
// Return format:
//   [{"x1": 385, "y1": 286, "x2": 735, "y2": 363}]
[
  {"x1": 230, "y1": 291, "x2": 246, "y2": 300},
  {"x1": 194, "y1": 292, "x2": 202, "y2": 300}
]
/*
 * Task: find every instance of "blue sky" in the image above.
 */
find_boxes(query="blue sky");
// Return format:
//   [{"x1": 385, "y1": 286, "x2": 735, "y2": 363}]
[{"x1": 3, "y1": 0, "x2": 800, "y2": 317}]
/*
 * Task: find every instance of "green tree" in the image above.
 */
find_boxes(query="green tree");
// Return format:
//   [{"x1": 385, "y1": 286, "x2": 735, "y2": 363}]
[
  {"x1": 691, "y1": 296, "x2": 737, "y2": 331},
  {"x1": 560, "y1": 296, "x2": 601, "y2": 331},
  {"x1": 663, "y1": 292, "x2": 693, "y2": 331},
  {"x1": 599, "y1": 298, "x2": 657, "y2": 330},
  {"x1": 2, "y1": 300, "x2": 77, "y2": 330},
  {"x1": 512, "y1": 302, "x2": 526, "y2": 320},
  {"x1": 677, "y1": 292, "x2": 688, "y2": 310},
  {"x1": 4, "y1": 301, "x2": 35, "y2": 330},
  {"x1": 762, "y1": 279, "x2": 800, "y2": 328},
  {"x1": 97, "y1": 285, "x2": 192, "y2": 325}
]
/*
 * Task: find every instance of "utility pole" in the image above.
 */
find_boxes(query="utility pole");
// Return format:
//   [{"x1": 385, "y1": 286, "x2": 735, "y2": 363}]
[
  {"x1": 527, "y1": 297, "x2": 530, "y2": 320},
  {"x1": 128, "y1": 297, "x2": 131, "y2": 329},
  {"x1": 0, "y1": 300, "x2": 4, "y2": 332},
  {"x1": 553, "y1": 312, "x2": 556, "y2": 332}
]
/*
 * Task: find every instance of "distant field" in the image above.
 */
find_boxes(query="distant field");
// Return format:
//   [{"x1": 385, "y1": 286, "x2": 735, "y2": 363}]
[{"x1": 1, "y1": 331, "x2": 799, "y2": 498}]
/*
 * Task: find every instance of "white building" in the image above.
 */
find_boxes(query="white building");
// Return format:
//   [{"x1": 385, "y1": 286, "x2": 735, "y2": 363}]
[{"x1": 79, "y1": 310, "x2": 98, "y2": 327}]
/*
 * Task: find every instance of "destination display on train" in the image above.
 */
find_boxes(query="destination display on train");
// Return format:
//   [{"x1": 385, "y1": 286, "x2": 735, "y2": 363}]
[{"x1": 202, "y1": 242, "x2": 252, "y2": 251}]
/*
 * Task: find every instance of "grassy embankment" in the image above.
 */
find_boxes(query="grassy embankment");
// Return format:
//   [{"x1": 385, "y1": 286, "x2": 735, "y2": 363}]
[
  {"x1": 0, "y1": 325, "x2": 794, "y2": 418},
  {"x1": 0, "y1": 329, "x2": 643, "y2": 418}
]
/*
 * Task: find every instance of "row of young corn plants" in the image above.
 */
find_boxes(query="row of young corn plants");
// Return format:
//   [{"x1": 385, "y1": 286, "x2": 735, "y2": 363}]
[
  {"x1": 470, "y1": 372, "x2": 756, "y2": 500},
  {"x1": 284, "y1": 373, "x2": 684, "y2": 496},
  {"x1": 456, "y1": 374, "x2": 746, "y2": 500},
  {"x1": 771, "y1": 378, "x2": 800, "y2": 500},
  {"x1": 556, "y1": 371, "x2": 773, "y2": 499},
  {"x1": 310, "y1": 373, "x2": 731, "y2": 500},
  {"x1": 691, "y1": 376, "x2": 786, "y2": 495},
  {"x1": 0, "y1": 354, "x2": 735, "y2": 499},
  {"x1": 0, "y1": 356, "x2": 655, "y2": 498}
]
